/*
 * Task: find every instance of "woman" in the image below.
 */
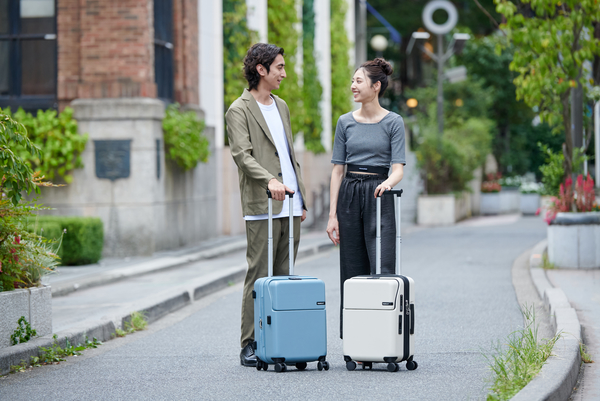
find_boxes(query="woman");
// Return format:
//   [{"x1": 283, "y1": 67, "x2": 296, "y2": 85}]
[{"x1": 326, "y1": 58, "x2": 406, "y2": 338}]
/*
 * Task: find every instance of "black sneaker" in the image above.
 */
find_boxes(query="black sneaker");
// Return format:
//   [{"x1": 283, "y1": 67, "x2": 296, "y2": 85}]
[{"x1": 240, "y1": 343, "x2": 257, "y2": 367}]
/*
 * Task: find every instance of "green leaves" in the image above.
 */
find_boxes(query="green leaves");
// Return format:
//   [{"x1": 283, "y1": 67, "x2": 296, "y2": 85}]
[
  {"x1": 10, "y1": 316, "x2": 38, "y2": 345},
  {"x1": 330, "y1": 0, "x2": 353, "y2": 142},
  {"x1": 0, "y1": 110, "x2": 40, "y2": 205},
  {"x1": 495, "y1": 0, "x2": 600, "y2": 177},
  {"x1": 2, "y1": 107, "x2": 88, "y2": 185},
  {"x1": 162, "y1": 104, "x2": 210, "y2": 171},
  {"x1": 223, "y1": 0, "x2": 258, "y2": 114},
  {"x1": 302, "y1": 0, "x2": 324, "y2": 154},
  {"x1": 268, "y1": 0, "x2": 303, "y2": 140}
]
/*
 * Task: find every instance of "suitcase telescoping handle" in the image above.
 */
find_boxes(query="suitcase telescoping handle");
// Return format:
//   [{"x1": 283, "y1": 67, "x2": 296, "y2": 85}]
[
  {"x1": 376, "y1": 189, "x2": 403, "y2": 276},
  {"x1": 266, "y1": 189, "x2": 295, "y2": 277}
]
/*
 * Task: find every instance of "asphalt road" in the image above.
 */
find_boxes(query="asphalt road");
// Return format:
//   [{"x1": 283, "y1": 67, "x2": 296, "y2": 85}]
[{"x1": 0, "y1": 216, "x2": 547, "y2": 400}]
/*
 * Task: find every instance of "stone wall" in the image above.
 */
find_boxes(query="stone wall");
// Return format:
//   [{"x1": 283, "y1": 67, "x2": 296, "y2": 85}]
[{"x1": 38, "y1": 98, "x2": 219, "y2": 257}]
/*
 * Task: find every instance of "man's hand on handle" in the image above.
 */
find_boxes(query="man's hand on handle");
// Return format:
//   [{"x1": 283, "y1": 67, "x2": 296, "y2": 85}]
[{"x1": 268, "y1": 178, "x2": 294, "y2": 201}]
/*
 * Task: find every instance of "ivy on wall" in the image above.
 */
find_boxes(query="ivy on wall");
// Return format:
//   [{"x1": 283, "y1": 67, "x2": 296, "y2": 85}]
[
  {"x1": 223, "y1": 0, "x2": 258, "y2": 113},
  {"x1": 162, "y1": 104, "x2": 209, "y2": 170},
  {"x1": 268, "y1": 0, "x2": 303, "y2": 140},
  {"x1": 301, "y1": 0, "x2": 324, "y2": 153},
  {"x1": 330, "y1": 0, "x2": 353, "y2": 140}
]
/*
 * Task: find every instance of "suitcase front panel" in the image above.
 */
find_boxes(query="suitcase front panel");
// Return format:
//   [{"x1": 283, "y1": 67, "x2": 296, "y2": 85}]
[
  {"x1": 343, "y1": 278, "x2": 399, "y2": 310},
  {"x1": 343, "y1": 308, "x2": 402, "y2": 362},
  {"x1": 261, "y1": 309, "x2": 327, "y2": 363},
  {"x1": 269, "y1": 277, "x2": 326, "y2": 311}
]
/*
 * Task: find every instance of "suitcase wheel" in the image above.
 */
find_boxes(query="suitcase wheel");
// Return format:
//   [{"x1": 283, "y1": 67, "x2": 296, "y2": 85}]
[
  {"x1": 362, "y1": 362, "x2": 372, "y2": 370},
  {"x1": 274, "y1": 363, "x2": 287, "y2": 373},
  {"x1": 387, "y1": 363, "x2": 400, "y2": 372},
  {"x1": 296, "y1": 362, "x2": 307, "y2": 371},
  {"x1": 346, "y1": 360, "x2": 357, "y2": 371},
  {"x1": 322, "y1": 361, "x2": 329, "y2": 371},
  {"x1": 406, "y1": 360, "x2": 418, "y2": 371},
  {"x1": 256, "y1": 359, "x2": 268, "y2": 371}
]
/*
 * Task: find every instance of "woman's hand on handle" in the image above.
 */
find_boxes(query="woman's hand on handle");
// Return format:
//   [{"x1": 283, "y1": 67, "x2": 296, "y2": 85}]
[
  {"x1": 326, "y1": 216, "x2": 340, "y2": 246},
  {"x1": 373, "y1": 163, "x2": 404, "y2": 198}
]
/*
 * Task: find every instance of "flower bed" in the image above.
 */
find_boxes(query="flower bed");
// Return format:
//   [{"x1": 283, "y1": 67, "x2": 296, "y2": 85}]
[{"x1": 545, "y1": 174, "x2": 600, "y2": 268}]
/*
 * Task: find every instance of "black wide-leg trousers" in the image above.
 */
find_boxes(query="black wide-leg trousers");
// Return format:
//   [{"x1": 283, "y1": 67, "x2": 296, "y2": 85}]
[{"x1": 338, "y1": 172, "x2": 396, "y2": 338}]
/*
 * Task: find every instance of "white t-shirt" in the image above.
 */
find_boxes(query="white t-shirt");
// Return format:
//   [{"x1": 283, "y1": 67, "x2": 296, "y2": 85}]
[{"x1": 245, "y1": 97, "x2": 304, "y2": 220}]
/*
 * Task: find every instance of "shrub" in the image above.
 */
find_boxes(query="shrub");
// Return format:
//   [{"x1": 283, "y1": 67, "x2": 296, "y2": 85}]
[
  {"x1": 3, "y1": 107, "x2": 88, "y2": 184},
  {"x1": 415, "y1": 116, "x2": 493, "y2": 194},
  {"x1": 27, "y1": 216, "x2": 104, "y2": 266},
  {"x1": 162, "y1": 103, "x2": 209, "y2": 171}
]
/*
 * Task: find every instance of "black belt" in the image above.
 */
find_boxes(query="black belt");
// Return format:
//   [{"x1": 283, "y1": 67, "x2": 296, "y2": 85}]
[{"x1": 347, "y1": 164, "x2": 389, "y2": 175}]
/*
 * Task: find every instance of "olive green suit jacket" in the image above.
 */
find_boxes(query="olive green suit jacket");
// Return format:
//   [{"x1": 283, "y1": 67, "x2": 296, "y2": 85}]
[{"x1": 226, "y1": 89, "x2": 307, "y2": 216}]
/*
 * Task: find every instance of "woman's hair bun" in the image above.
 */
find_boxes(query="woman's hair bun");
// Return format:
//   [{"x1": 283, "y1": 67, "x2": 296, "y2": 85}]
[{"x1": 374, "y1": 58, "x2": 393, "y2": 76}]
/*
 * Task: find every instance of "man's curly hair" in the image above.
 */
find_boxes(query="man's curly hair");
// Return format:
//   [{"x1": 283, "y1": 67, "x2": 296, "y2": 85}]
[{"x1": 243, "y1": 43, "x2": 285, "y2": 91}]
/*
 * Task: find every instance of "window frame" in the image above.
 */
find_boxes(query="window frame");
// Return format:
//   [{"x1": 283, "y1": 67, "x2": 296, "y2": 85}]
[
  {"x1": 0, "y1": 0, "x2": 58, "y2": 111},
  {"x1": 154, "y1": 0, "x2": 174, "y2": 103}
]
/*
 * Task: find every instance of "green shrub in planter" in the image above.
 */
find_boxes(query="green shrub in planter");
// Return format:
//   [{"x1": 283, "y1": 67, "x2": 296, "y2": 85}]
[{"x1": 27, "y1": 216, "x2": 104, "y2": 265}]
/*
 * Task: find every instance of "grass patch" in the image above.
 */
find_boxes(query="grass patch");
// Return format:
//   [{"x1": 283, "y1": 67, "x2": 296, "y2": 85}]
[
  {"x1": 580, "y1": 343, "x2": 594, "y2": 364},
  {"x1": 9, "y1": 335, "x2": 101, "y2": 374},
  {"x1": 485, "y1": 306, "x2": 561, "y2": 400},
  {"x1": 541, "y1": 252, "x2": 555, "y2": 269},
  {"x1": 114, "y1": 311, "x2": 148, "y2": 338}
]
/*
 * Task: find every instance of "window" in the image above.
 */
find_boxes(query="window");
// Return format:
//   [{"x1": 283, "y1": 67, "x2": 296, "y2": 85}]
[
  {"x1": 0, "y1": 0, "x2": 57, "y2": 111},
  {"x1": 154, "y1": 0, "x2": 173, "y2": 102}
]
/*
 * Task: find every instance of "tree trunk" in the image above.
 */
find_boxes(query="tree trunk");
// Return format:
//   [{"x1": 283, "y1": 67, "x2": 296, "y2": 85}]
[
  {"x1": 561, "y1": 93, "x2": 573, "y2": 181},
  {"x1": 594, "y1": 22, "x2": 600, "y2": 86}
]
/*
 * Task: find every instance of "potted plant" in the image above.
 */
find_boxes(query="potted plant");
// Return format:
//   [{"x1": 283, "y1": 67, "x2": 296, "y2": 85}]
[
  {"x1": 519, "y1": 182, "x2": 543, "y2": 215},
  {"x1": 481, "y1": 173, "x2": 501, "y2": 215},
  {"x1": 545, "y1": 174, "x2": 600, "y2": 269}
]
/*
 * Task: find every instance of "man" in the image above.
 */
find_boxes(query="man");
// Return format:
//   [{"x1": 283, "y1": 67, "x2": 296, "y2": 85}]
[{"x1": 226, "y1": 43, "x2": 307, "y2": 367}]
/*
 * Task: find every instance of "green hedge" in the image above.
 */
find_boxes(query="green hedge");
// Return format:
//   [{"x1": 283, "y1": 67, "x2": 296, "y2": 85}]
[{"x1": 26, "y1": 216, "x2": 104, "y2": 266}]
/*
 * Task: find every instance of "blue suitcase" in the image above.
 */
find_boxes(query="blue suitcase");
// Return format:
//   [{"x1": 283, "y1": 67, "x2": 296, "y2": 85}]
[{"x1": 252, "y1": 191, "x2": 329, "y2": 372}]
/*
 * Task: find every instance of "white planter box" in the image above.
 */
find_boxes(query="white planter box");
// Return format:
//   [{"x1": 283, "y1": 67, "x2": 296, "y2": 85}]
[
  {"x1": 499, "y1": 188, "x2": 520, "y2": 213},
  {"x1": 548, "y1": 212, "x2": 600, "y2": 269},
  {"x1": 480, "y1": 193, "x2": 500, "y2": 215},
  {"x1": 417, "y1": 192, "x2": 471, "y2": 226},
  {"x1": 520, "y1": 193, "x2": 540, "y2": 215},
  {"x1": 0, "y1": 286, "x2": 52, "y2": 349}
]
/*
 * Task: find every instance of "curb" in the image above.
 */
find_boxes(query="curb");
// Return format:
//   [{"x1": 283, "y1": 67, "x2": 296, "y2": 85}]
[
  {"x1": 51, "y1": 239, "x2": 248, "y2": 297},
  {"x1": 1, "y1": 238, "x2": 334, "y2": 376},
  {"x1": 512, "y1": 240, "x2": 582, "y2": 401}
]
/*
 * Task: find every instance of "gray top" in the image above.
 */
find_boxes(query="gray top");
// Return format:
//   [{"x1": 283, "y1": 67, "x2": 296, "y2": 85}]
[{"x1": 331, "y1": 111, "x2": 406, "y2": 167}]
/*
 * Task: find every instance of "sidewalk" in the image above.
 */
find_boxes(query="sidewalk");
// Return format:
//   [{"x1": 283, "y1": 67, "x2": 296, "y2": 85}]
[{"x1": 546, "y1": 267, "x2": 600, "y2": 400}]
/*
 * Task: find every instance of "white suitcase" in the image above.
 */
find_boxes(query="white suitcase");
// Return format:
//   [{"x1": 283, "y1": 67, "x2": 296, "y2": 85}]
[{"x1": 342, "y1": 189, "x2": 417, "y2": 372}]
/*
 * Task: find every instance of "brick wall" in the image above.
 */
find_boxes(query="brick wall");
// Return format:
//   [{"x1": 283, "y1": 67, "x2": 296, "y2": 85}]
[
  {"x1": 173, "y1": 0, "x2": 199, "y2": 106},
  {"x1": 58, "y1": 0, "x2": 198, "y2": 108}
]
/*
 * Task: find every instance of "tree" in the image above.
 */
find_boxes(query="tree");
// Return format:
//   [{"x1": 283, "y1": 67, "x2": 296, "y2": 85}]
[{"x1": 495, "y1": 0, "x2": 600, "y2": 180}]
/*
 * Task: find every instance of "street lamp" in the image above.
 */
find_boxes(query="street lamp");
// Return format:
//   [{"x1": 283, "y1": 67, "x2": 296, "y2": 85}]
[
  {"x1": 370, "y1": 34, "x2": 388, "y2": 58},
  {"x1": 407, "y1": 0, "x2": 470, "y2": 135}
]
